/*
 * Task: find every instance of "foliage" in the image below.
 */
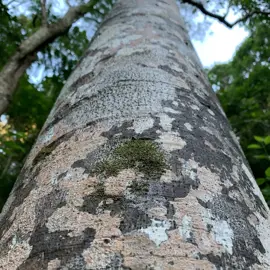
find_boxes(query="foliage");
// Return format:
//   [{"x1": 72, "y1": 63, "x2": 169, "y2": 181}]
[
  {"x1": 247, "y1": 136, "x2": 270, "y2": 202},
  {"x1": 208, "y1": 19, "x2": 270, "y2": 203},
  {"x1": 179, "y1": 0, "x2": 269, "y2": 40},
  {"x1": 0, "y1": 1, "x2": 24, "y2": 66}
]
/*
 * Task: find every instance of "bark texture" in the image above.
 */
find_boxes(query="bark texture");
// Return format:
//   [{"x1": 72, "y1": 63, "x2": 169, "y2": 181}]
[{"x1": 1, "y1": 0, "x2": 270, "y2": 269}]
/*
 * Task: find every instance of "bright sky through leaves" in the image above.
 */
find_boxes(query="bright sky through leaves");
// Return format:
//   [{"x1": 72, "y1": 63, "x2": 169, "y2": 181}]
[{"x1": 193, "y1": 22, "x2": 249, "y2": 67}]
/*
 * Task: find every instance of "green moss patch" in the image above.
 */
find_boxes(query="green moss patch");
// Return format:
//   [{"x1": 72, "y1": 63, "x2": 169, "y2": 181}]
[
  {"x1": 94, "y1": 139, "x2": 167, "y2": 177},
  {"x1": 128, "y1": 181, "x2": 149, "y2": 195}
]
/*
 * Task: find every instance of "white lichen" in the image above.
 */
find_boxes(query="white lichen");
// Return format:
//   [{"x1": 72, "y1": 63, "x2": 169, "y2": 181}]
[
  {"x1": 178, "y1": 215, "x2": 193, "y2": 241},
  {"x1": 191, "y1": 104, "x2": 200, "y2": 111},
  {"x1": 140, "y1": 219, "x2": 171, "y2": 246},
  {"x1": 207, "y1": 109, "x2": 215, "y2": 116},
  {"x1": 212, "y1": 220, "x2": 234, "y2": 254},
  {"x1": 159, "y1": 113, "x2": 174, "y2": 131},
  {"x1": 184, "y1": 122, "x2": 193, "y2": 131},
  {"x1": 133, "y1": 116, "x2": 154, "y2": 134},
  {"x1": 181, "y1": 159, "x2": 198, "y2": 181},
  {"x1": 38, "y1": 126, "x2": 54, "y2": 144},
  {"x1": 157, "y1": 132, "x2": 186, "y2": 151},
  {"x1": 164, "y1": 107, "x2": 180, "y2": 114}
]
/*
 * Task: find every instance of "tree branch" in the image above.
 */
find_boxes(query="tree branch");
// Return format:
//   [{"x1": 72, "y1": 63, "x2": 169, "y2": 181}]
[
  {"x1": 231, "y1": 10, "x2": 270, "y2": 27},
  {"x1": 5, "y1": 0, "x2": 18, "y2": 6},
  {"x1": 40, "y1": 0, "x2": 47, "y2": 26},
  {"x1": 181, "y1": 0, "x2": 270, "y2": 28},
  {"x1": 0, "y1": 0, "x2": 100, "y2": 115}
]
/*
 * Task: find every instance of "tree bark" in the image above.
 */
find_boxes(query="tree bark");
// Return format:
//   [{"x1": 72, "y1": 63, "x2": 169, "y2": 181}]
[{"x1": 1, "y1": 0, "x2": 270, "y2": 269}]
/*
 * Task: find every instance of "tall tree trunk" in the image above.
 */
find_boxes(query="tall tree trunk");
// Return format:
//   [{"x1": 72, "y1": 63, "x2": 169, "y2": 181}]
[{"x1": 1, "y1": 0, "x2": 270, "y2": 269}]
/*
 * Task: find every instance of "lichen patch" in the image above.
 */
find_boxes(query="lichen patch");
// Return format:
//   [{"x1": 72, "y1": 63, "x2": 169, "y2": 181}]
[
  {"x1": 133, "y1": 116, "x2": 154, "y2": 134},
  {"x1": 184, "y1": 122, "x2": 193, "y2": 131},
  {"x1": 190, "y1": 104, "x2": 200, "y2": 111},
  {"x1": 212, "y1": 220, "x2": 234, "y2": 254},
  {"x1": 47, "y1": 258, "x2": 61, "y2": 270},
  {"x1": 178, "y1": 215, "x2": 193, "y2": 242},
  {"x1": 157, "y1": 132, "x2": 186, "y2": 151},
  {"x1": 159, "y1": 113, "x2": 174, "y2": 131},
  {"x1": 140, "y1": 219, "x2": 171, "y2": 246}
]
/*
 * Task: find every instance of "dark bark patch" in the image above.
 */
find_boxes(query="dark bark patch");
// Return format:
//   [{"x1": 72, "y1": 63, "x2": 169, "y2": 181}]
[
  {"x1": 57, "y1": 171, "x2": 68, "y2": 181},
  {"x1": 80, "y1": 189, "x2": 151, "y2": 234},
  {"x1": 32, "y1": 130, "x2": 75, "y2": 166},
  {"x1": 80, "y1": 195, "x2": 102, "y2": 215},
  {"x1": 165, "y1": 201, "x2": 175, "y2": 219},
  {"x1": 207, "y1": 224, "x2": 213, "y2": 233},
  {"x1": 0, "y1": 166, "x2": 37, "y2": 238},
  {"x1": 101, "y1": 116, "x2": 162, "y2": 141},
  {"x1": 103, "y1": 253, "x2": 123, "y2": 269},
  {"x1": 199, "y1": 253, "x2": 234, "y2": 270},
  {"x1": 148, "y1": 178, "x2": 199, "y2": 199},
  {"x1": 221, "y1": 173, "x2": 267, "y2": 219},
  {"x1": 158, "y1": 65, "x2": 184, "y2": 78},
  {"x1": 42, "y1": 96, "x2": 94, "y2": 134},
  {"x1": 186, "y1": 231, "x2": 197, "y2": 246},
  {"x1": 166, "y1": 56, "x2": 188, "y2": 72},
  {"x1": 119, "y1": 205, "x2": 152, "y2": 234},
  {"x1": 197, "y1": 195, "x2": 265, "y2": 269},
  {"x1": 34, "y1": 188, "x2": 67, "y2": 226},
  {"x1": 101, "y1": 120, "x2": 135, "y2": 139},
  {"x1": 71, "y1": 140, "x2": 118, "y2": 175},
  {"x1": 79, "y1": 184, "x2": 106, "y2": 214},
  {"x1": 18, "y1": 227, "x2": 95, "y2": 270},
  {"x1": 70, "y1": 71, "x2": 95, "y2": 92}
]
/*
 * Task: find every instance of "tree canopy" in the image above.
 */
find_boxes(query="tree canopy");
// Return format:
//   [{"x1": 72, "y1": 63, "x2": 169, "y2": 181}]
[{"x1": 208, "y1": 18, "x2": 270, "y2": 203}]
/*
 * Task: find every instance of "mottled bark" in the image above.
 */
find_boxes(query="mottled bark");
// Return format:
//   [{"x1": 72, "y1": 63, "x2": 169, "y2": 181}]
[
  {"x1": 0, "y1": 0, "x2": 99, "y2": 116},
  {"x1": 1, "y1": 0, "x2": 270, "y2": 269}
]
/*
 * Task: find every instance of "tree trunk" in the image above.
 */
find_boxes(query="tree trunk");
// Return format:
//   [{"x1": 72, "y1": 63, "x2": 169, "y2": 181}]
[{"x1": 1, "y1": 0, "x2": 270, "y2": 269}]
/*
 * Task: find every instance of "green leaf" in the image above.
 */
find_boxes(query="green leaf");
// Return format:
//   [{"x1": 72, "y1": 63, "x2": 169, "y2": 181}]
[
  {"x1": 247, "y1": 144, "x2": 261, "y2": 149},
  {"x1": 254, "y1": 154, "x2": 269, "y2": 160},
  {"x1": 262, "y1": 186, "x2": 270, "y2": 198},
  {"x1": 264, "y1": 136, "x2": 270, "y2": 145},
  {"x1": 256, "y1": 178, "x2": 266, "y2": 185},
  {"x1": 254, "y1": 136, "x2": 264, "y2": 143},
  {"x1": 265, "y1": 167, "x2": 270, "y2": 177}
]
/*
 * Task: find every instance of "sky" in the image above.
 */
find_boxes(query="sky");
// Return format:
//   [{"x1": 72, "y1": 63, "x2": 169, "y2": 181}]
[{"x1": 193, "y1": 21, "x2": 249, "y2": 68}]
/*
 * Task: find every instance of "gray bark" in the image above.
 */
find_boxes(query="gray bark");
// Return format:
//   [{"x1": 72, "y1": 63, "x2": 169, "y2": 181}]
[
  {"x1": 0, "y1": 0, "x2": 99, "y2": 116},
  {"x1": 1, "y1": 0, "x2": 270, "y2": 269}
]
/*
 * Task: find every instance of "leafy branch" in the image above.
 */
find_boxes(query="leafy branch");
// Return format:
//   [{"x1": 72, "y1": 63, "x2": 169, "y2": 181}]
[{"x1": 181, "y1": 0, "x2": 270, "y2": 28}]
